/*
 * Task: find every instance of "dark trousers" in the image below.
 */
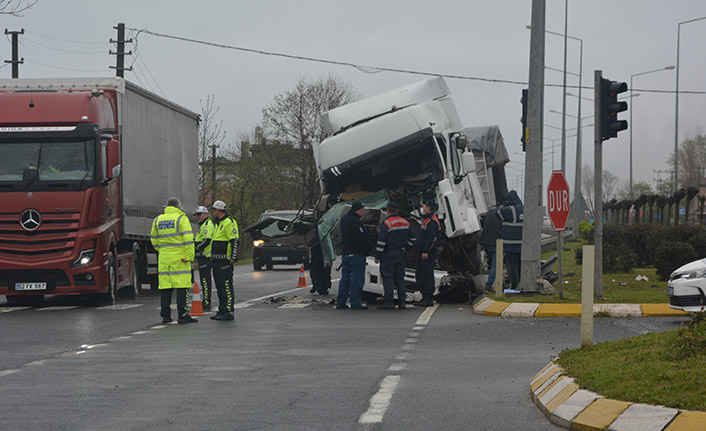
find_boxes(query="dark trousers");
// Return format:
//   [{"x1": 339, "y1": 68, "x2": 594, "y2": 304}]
[
  {"x1": 160, "y1": 288, "x2": 188, "y2": 318},
  {"x1": 197, "y1": 256, "x2": 213, "y2": 308},
  {"x1": 380, "y1": 250, "x2": 406, "y2": 303},
  {"x1": 213, "y1": 260, "x2": 234, "y2": 313},
  {"x1": 415, "y1": 255, "x2": 436, "y2": 299},
  {"x1": 504, "y1": 252, "x2": 521, "y2": 289},
  {"x1": 337, "y1": 254, "x2": 366, "y2": 308}
]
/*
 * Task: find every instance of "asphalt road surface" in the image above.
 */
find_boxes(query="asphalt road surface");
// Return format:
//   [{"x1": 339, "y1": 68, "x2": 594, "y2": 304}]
[{"x1": 0, "y1": 264, "x2": 688, "y2": 430}]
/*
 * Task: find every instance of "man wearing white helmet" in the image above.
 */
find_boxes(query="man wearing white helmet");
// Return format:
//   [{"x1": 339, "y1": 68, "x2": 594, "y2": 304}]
[
  {"x1": 194, "y1": 205, "x2": 215, "y2": 311},
  {"x1": 209, "y1": 200, "x2": 239, "y2": 321}
]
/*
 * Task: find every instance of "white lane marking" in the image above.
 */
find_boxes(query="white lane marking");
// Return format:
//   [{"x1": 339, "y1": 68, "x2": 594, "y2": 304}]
[
  {"x1": 97, "y1": 304, "x2": 143, "y2": 310},
  {"x1": 388, "y1": 363, "x2": 406, "y2": 372},
  {"x1": 109, "y1": 336, "x2": 132, "y2": 342},
  {"x1": 414, "y1": 304, "x2": 439, "y2": 326},
  {"x1": 0, "y1": 307, "x2": 30, "y2": 313},
  {"x1": 395, "y1": 352, "x2": 410, "y2": 361},
  {"x1": 0, "y1": 370, "x2": 19, "y2": 377},
  {"x1": 404, "y1": 338, "x2": 417, "y2": 344},
  {"x1": 412, "y1": 326, "x2": 425, "y2": 331},
  {"x1": 37, "y1": 306, "x2": 78, "y2": 311},
  {"x1": 151, "y1": 325, "x2": 167, "y2": 330},
  {"x1": 131, "y1": 331, "x2": 148, "y2": 335},
  {"x1": 358, "y1": 375, "x2": 401, "y2": 424}
]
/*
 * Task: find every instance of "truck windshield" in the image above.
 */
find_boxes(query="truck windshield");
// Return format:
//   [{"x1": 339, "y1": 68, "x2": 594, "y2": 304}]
[
  {"x1": 0, "y1": 139, "x2": 96, "y2": 184},
  {"x1": 259, "y1": 213, "x2": 297, "y2": 239}
]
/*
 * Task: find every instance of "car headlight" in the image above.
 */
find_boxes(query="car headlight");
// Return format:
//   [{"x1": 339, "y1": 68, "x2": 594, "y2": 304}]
[
  {"x1": 253, "y1": 240, "x2": 264, "y2": 247},
  {"x1": 71, "y1": 249, "x2": 96, "y2": 267},
  {"x1": 682, "y1": 269, "x2": 706, "y2": 280}
]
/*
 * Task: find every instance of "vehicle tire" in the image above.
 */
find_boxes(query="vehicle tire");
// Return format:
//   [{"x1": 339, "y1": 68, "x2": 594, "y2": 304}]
[
  {"x1": 303, "y1": 259, "x2": 311, "y2": 270},
  {"x1": 126, "y1": 249, "x2": 140, "y2": 300},
  {"x1": 266, "y1": 263, "x2": 273, "y2": 271},
  {"x1": 253, "y1": 261, "x2": 262, "y2": 271},
  {"x1": 103, "y1": 252, "x2": 117, "y2": 305}
]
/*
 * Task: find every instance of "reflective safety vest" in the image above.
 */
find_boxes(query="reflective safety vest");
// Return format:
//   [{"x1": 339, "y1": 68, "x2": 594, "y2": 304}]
[
  {"x1": 195, "y1": 218, "x2": 214, "y2": 258},
  {"x1": 211, "y1": 215, "x2": 239, "y2": 261},
  {"x1": 150, "y1": 206, "x2": 194, "y2": 289}
]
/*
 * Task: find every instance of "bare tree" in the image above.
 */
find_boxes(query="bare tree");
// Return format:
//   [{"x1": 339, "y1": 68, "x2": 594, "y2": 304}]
[
  {"x1": 669, "y1": 135, "x2": 706, "y2": 189},
  {"x1": 198, "y1": 95, "x2": 226, "y2": 204},
  {"x1": 582, "y1": 165, "x2": 621, "y2": 215},
  {"x1": 0, "y1": 0, "x2": 38, "y2": 15},
  {"x1": 262, "y1": 73, "x2": 359, "y2": 207}
]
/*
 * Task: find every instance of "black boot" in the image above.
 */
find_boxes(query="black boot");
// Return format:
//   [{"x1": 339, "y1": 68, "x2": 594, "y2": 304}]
[
  {"x1": 413, "y1": 297, "x2": 434, "y2": 307},
  {"x1": 377, "y1": 301, "x2": 395, "y2": 310},
  {"x1": 178, "y1": 314, "x2": 198, "y2": 323}
]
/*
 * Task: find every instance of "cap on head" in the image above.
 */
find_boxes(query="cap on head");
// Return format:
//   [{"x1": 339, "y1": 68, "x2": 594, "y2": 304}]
[
  {"x1": 211, "y1": 200, "x2": 227, "y2": 211},
  {"x1": 350, "y1": 201, "x2": 364, "y2": 212},
  {"x1": 385, "y1": 201, "x2": 399, "y2": 211},
  {"x1": 422, "y1": 198, "x2": 436, "y2": 209},
  {"x1": 194, "y1": 205, "x2": 209, "y2": 215}
]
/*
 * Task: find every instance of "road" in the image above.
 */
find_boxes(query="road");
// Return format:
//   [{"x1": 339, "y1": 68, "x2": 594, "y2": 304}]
[{"x1": 0, "y1": 264, "x2": 688, "y2": 430}]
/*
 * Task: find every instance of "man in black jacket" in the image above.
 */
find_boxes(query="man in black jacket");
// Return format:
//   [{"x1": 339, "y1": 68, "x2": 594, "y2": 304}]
[{"x1": 336, "y1": 201, "x2": 372, "y2": 310}]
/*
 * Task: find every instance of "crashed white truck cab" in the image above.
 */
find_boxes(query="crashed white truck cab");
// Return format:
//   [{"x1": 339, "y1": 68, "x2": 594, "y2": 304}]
[{"x1": 313, "y1": 77, "x2": 509, "y2": 301}]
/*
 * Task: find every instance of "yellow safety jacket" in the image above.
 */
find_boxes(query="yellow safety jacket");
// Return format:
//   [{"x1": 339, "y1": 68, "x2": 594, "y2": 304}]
[
  {"x1": 150, "y1": 206, "x2": 194, "y2": 289},
  {"x1": 211, "y1": 215, "x2": 239, "y2": 261},
  {"x1": 195, "y1": 218, "x2": 214, "y2": 258}
]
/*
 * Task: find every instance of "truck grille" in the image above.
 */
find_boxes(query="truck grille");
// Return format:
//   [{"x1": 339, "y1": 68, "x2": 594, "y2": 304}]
[{"x1": 0, "y1": 211, "x2": 80, "y2": 262}]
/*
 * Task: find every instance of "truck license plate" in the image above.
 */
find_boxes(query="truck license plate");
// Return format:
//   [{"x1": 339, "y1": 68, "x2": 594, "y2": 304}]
[
  {"x1": 15, "y1": 282, "x2": 47, "y2": 291},
  {"x1": 272, "y1": 257, "x2": 287, "y2": 261}
]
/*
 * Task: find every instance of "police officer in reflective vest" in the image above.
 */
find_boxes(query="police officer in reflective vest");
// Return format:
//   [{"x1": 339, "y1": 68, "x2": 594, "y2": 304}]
[
  {"x1": 194, "y1": 205, "x2": 214, "y2": 311},
  {"x1": 413, "y1": 198, "x2": 440, "y2": 307},
  {"x1": 150, "y1": 197, "x2": 198, "y2": 324},
  {"x1": 210, "y1": 200, "x2": 239, "y2": 321},
  {"x1": 374, "y1": 202, "x2": 416, "y2": 310}
]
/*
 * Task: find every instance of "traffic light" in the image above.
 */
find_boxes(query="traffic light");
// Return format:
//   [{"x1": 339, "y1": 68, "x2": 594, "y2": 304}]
[
  {"x1": 521, "y1": 88, "x2": 528, "y2": 151},
  {"x1": 600, "y1": 78, "x2": 628, "y2": 140}
]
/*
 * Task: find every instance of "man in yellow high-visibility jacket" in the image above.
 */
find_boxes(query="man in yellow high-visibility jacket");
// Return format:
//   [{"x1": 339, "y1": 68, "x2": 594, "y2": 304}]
[
  {"x1": 209, "y1": 199, "x2": 239, "y2": 321},
  {"x1": 194, "y1": 205, "x2": 214, "y2": 311},
  {"x1": 150, "y1": 197, "x2": 198, "y2": 324}
]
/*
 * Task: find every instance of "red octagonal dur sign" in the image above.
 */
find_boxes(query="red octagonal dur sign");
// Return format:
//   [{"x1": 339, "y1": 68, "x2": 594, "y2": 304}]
[{"x1": 547, "y1": 170, "x2": 571, "y2": 231}]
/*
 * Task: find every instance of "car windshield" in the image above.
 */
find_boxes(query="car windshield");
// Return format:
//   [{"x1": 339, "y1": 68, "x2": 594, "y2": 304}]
[
  {"x1": 259, "y1": 213, "x2": 297, "y2": 239},
  {"x1": 0, "y1": 139, "x2": 96, "y2": 182}
]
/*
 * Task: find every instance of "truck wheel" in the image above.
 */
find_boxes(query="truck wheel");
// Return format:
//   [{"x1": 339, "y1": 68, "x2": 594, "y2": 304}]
[
  {"x1": 103, "y1": 252, "x2": 117, "y2": 305},
  {"x1": 266, "y1": 263, "x2": 273, "y2": 271},
  {"x1": 303, "y1": 259, "x2": 311, "y2": 270},
  {"x1": 126, "y1": 251, "x2": 140, "y2": 300},
  {"x1": 253, "y1": 261, "x2": 262, "y2": 271}
]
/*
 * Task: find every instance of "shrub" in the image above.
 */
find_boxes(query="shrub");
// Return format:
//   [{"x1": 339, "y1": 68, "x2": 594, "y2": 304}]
[
  {"x1": 578, "y1": 218, "x2": 594, "y2": 243},
  {"x1": 624, "y1": 223, "x2": 654, "y2": 267},
  {"x1": 653, "y1": 241, "x2": 697, "y2": 281},
  {"x1": 666, "y1": 311, "x2": 706, "y2": 360}
]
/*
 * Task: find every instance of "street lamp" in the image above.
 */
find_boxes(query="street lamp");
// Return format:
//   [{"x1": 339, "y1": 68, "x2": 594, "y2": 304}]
[
  {"x1": 675, "y1": 16, "x2": 706, "y2": 193},
  {"x1": 629, "y1": 65, "x2": 675, "y2": 199}
]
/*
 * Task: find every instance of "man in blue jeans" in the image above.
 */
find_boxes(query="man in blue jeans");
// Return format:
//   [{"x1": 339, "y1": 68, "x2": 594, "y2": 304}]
[{"x1": 337, "y1": 201, "x2": 372, "y2": 310}]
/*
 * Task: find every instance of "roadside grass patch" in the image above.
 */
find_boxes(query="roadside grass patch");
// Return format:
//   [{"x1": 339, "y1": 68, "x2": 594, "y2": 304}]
[
  {"x1": 496, "y1": 241, "x2": 666, "y2": 304},
  {"x1": 556, "y1": 312, "x2": 706, "y2": 411}
]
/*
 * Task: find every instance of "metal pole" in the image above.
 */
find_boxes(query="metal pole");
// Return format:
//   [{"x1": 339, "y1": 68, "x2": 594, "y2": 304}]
[
  {"x1": 630, "y1": 74, "x2": 634, "y2": 200},
  {"x1": 519, "y1": 0, "x2": 546, "y2": 292},
  {"x1": 594, "y1": 70, "x2": 603, "y2": 298},
  {"x1": 555, "y1": 0, "x2": 568, "y2": 296},
  {"x1": 581, "y1": 245, "x2": 594, "y2": 348},
  {"x1": 572, "y1": 39, "x2": 583, "y2": 240}
]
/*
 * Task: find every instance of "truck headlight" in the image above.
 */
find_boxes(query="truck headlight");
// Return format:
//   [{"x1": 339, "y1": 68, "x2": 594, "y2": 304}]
[
  {"x1": 71, "y1": 249, "x2": 96, "y2": 267},
  {"x1": 253, "y1": 240, "x2": 264, "y2": 247}
]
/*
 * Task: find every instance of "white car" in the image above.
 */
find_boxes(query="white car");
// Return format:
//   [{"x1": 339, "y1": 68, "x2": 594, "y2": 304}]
[{"x1": 668, "y1": 258, "x2": 706, "y2": 313}]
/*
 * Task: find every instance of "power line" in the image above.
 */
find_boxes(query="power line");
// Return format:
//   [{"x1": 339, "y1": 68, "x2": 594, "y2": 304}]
[
  {"x1": 128, "y1": 27, "x2": 706, "y2": 95},
  {"x1": 135, "y1": 50, "x2": 165, "y2": 97},
  {"x1": 23, "y1": 59, "x2": 105, "y2": 73},
  {"x1": 23, "y1": 37, "x2": 107, "y2": 55},
  {"x1": 24, "y1": 30, "x2": 106, "y2": 45}
]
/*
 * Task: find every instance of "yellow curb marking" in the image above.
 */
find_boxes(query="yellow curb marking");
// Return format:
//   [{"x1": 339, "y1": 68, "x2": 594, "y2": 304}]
[
  {"x1": 531, "y1": 367, "x2": 561, "y2": 393},
  {"x1": 544, "y1": 383, "x2": 579, "y2": 414},
  {"x1": 532, "y1": 362, "x2": 558, "y2": 385},
  {"x1": 664, "y1": 411, "x2": 706, "y2": 431},
  {"x1": 536, "y1": 375, "x2": 568, "y2": 400},
  {"x1": 571, "y1": 398, "x2": 631, "y2": 431},
  {"x1": 640, "y1": 303, "x2": 689, "y2": 317},
  {"x1": 482, "y1": 301, "x2": 511, "y2": 316},
  {"x1": 535, "y1": 303, "x2": 582, "y2": 317}
]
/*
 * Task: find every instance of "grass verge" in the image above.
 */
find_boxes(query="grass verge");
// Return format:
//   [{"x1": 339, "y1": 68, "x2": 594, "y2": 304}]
[
  {"x1": 496, "y1": 240, "x2": 667, "y2": 304},
  {"x1": 556, "y1": 312, "x2": 706, "y2": 411}
]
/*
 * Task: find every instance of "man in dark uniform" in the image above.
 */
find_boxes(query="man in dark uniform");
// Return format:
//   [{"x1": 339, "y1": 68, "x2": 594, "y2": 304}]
[
  {"x1": 336, "y1": 201, "x2": 372, "y2": 310},
  {"x1": 374, "y1": 202, "x2": 415, "y2": 309},
  {"x1": 413, "y1": 198, "x2": 440, "y2": 307},
  {"x1": 498, "y1": 190, "x2": 523, "y2": 290}
]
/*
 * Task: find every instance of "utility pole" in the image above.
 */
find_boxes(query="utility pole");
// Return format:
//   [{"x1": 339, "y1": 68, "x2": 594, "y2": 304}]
[
  {"x1": 4, "y1": 29, "x2": 24, "y2": 78},
  {"x1": 519, "y1": 0, "x2": 546, "y2": 292},
  {"x1": 210, "y1": 144, "x2": 219, "y2": 202},
  {"x1": 594, "y1": 70, "x2": 603, "y2": 298},
  {"x1": 109, "y1": 23, "x2": 133, "y2": 77}
]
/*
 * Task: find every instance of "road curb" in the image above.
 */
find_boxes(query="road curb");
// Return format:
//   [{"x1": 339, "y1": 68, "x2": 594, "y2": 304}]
[
  {"x1": 531, "y1": 362, "x2": 706, "y2": 431},
  {"x1": 472, "y1": 297, "x2": 689, "y2": 318}
]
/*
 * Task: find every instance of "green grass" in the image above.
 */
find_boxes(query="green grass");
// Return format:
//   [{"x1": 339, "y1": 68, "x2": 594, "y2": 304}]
[
  {"x1": 556, "y1": 318, "x2": 706, "y2": 411},
  {"x1": 496, "y1": 240, "x2": 668, "y2": 304}
]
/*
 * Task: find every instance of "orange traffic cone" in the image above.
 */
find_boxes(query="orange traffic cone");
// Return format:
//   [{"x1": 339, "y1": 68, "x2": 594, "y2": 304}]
[
  {"x1": 189, "y1": 281, "x2": 206, "y2": 316},
  {"x1": 296, "y1": 264, "x2": 308, "y2": 288}
]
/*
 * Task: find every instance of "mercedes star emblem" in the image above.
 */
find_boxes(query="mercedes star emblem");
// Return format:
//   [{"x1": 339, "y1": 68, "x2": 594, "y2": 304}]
[{"x1": 20, "y1": 209, "x2": 41, "y2": 231}]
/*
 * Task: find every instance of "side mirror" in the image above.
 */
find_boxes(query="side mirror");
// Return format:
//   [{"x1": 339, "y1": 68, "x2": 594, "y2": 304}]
[
  {"x1": 455, "y1": 134, "x2": 468, "y2": 150},
  {"x1": 102, "y1": 139, "x2": 120, "y2": 183}
]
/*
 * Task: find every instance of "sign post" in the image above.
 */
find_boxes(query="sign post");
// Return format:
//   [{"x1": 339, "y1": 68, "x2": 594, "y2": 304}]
[{"x1": 547, "y1": 170, "x2": 571, "y2": 298}]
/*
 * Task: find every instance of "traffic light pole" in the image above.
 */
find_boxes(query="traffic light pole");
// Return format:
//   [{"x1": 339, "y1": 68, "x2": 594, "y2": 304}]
[
  {"x1": 519, "y1": 0, "x2": 546, "y2": 293},
  {"x1": 594, "y1": 70, "x2": 603, "y2": 298}
]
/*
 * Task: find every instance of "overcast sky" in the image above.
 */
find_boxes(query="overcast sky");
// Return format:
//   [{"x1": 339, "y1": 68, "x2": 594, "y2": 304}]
[{"x1": 5, "y1": 0, "x2": 706, "y2": 201}]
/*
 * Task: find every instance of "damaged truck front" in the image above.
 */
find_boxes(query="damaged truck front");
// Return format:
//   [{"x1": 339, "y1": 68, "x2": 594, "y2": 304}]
[{"x1": 312, "y1": 77, "x2": 510, "y2": 301}]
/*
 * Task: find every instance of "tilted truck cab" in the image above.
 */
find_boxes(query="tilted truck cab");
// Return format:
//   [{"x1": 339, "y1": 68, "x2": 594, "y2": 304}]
[
  {"x1": 313, "y1": 77, "x2": 509, "y2": 301},
  {"x1": 0, "y1": 78, "x2": 199, "y2": 305}
]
